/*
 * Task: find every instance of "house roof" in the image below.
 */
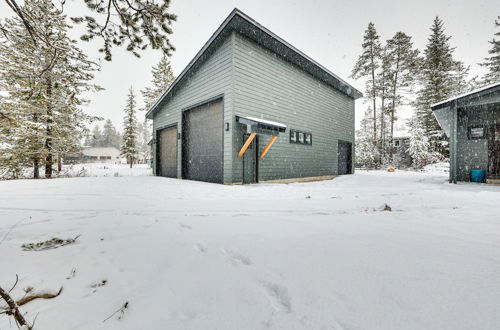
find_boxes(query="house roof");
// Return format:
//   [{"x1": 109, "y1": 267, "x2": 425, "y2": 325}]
[
  {"x1": 431, "y1": 82, "x2": 500, "y2": 110},
  {"x1": 146, "y1": 8, "x2": 362, "y2": 119}
]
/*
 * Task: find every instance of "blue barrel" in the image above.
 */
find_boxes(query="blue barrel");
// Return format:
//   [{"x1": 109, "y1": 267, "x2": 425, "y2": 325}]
[{"x1": 470, "y1": 169, "x2": 486, "y2": 183}]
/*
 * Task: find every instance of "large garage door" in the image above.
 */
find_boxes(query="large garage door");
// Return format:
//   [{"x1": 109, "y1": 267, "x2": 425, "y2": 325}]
[
  {"x1": 182, "y1": 99, "x2": 223, "y2": 183},
  {"x1": 157, "y1": 126, "x2": 177, "y2": 177}
]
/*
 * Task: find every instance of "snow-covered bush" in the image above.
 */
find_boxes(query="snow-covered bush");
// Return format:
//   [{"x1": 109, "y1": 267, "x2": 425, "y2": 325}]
[
  {"x1": 355, "y1": 137, "x2": 380, "y2": 169},
  {"x1": 407, "y1": 117, "x2": 443, "y2": 169}
]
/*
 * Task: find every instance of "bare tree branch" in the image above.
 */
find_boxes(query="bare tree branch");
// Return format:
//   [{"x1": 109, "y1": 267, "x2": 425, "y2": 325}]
[{"x1": 0, "y1": 285, "x2": 28, "y2": 328}]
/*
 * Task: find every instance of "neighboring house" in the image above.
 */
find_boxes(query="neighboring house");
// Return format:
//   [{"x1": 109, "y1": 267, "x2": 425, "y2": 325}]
[
  {"x1": 391, "y1": 136, "x2": 412, "y2": 168},
  {"x1": 146, "y1": 9, "x2": 362, "y2": 184},
  {"x1": 432, "y1": 82, "x2": 500, "y2": 183},
  {"x1": 65, "y1": 147, "x2": 124, "y2": 164}
]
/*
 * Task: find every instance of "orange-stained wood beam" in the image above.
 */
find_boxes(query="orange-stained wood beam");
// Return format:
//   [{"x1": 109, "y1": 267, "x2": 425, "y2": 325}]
[
  {"x1": 237, "y1": 133, "x2": 257, "y2": 158},
  {"x1": 260, "y1": 136, "x2": 278, "y2": 159}
]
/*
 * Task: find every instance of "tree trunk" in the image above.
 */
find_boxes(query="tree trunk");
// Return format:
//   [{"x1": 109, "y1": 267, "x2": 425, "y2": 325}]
[
  {"x1": 45, "y1": 152, "x2": 52, "y2": 178},
  {"x1": 58, "y1": 156, "x2": 62, "y2": 172},
  {"x1": 33, "y1": 157, "x2": 39, "y2": 179},
  {"x1": 129, "y1": 157, "x2": 133, "y2": 168},
  {"x1": 390, "y1": 57, "x2": 400, "y2": 163},
  {"x1": 380, "y1": 95, "x2": 386, "y2": 161},
  {"x1": 371, "y1": 53, "x2": 377, "y2": 142},
  {"x1": 45, "y1": 77, "x2": 53, "y2": 179}
]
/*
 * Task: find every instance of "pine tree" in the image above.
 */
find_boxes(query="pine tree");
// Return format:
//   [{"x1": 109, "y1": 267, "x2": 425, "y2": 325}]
[
  {"x1": 102, "y1": 119, "x2": 121, "y2": 148},
  {"x1": 352, "y1": 22, "x2": 382, "y2": 142},
  {"x1": 88, "y1": 125, "x2": 102, "y2": 147},
  {"x1": 0, "y1": 0, "x2": 101, "y2": 178},
  {"x1": 141, "y1": 54, "x2": 176, "y2": 111},
  {"x1": 136, "y1": 121, "x2": 152, "y2": 163},
  {"x1": 451, "y1": 62, "x2": 473, "y2": 94},
  {"x1": 383, "y1": 32, "x2": 420, "y2": 160},
  {"x1": 480, "y1": 16, "x2": 500, "y2": 84},
  {"x1": 140, "y1": 54, "x2": 175, "y2": 163},
  {"x1": 0, "y1": 4, "x2": 46, "y2": 178},
  {"x1": 121, "y1": 87, "x2": 139, "y2": 168},
  {"x1": 377, "y1": 47, "x2": 391, "y2": 160},
  {"x1": 414, "y1": 16, "x2": 465, "y2": 157}
]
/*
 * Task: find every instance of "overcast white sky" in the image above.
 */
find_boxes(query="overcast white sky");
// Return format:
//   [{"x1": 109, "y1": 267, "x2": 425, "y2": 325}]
[{"x1": 1, "y1": 0, "x2": 499, "y2": 132}]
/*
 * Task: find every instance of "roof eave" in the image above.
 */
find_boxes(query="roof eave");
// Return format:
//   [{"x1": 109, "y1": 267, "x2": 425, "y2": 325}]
[
  {"x1": 431, "y1": 82, "x2": 500, "y2": 110},
  {"x1": 146, "y1": 8, "x2": 363, "y2": 119},
  {"x1": 145, "y1": 9, "x2": 241, "y2": 119}
]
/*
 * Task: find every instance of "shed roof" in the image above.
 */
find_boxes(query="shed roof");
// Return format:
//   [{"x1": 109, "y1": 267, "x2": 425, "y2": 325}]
[
  {"x1": 431, "y1": 82, "x2": 500, "y2": 110},
  {"x1": 146, "y1": 8, "x2": 362, "y2": 119}
]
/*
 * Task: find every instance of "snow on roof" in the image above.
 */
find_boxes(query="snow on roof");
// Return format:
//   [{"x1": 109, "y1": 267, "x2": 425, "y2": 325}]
[
  {"x1": 239, "y1": 116, "x2": 287, "y2": 129},
  {"x1": 431, "y1": 81, "x2": 500, "y2": 109}
]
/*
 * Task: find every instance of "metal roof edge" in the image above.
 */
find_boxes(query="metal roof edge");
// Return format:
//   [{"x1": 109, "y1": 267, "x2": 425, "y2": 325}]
[
  {"x1": 146, "y1": 9, "x2": 240, "y2": 119},
  {"x1": 431, "y1": 81, "x2": 500, "y2": 110},
  {"x1": 146, "y1": 8, "x2": 362, "y2": 119},
  {"x1": 232, "y1": 9, "x2": 362, "y2": 99}
]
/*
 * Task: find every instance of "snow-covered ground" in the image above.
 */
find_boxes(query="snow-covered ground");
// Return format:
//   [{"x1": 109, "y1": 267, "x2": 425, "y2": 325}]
[
  {"x1": 1, "y1": 163, "x2": 152, "y2": 180},
  {"x1": 61, "y1": 163, "x2": 152, "y2": 177},
  {"x1": 1, "y1": 170, "x2": 499, "y2": 329}
]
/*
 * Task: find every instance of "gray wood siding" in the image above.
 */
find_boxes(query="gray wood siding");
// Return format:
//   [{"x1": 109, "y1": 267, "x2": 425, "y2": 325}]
[
  {"x1": 152, "y1": 35, "x2": 234, "y2": 183},
  {"x1": 230, "y1": 33, "x2": 355, "y2": 182},
  {"x1": 456, "y1": 104, "x2": 500, "y2": 181}
]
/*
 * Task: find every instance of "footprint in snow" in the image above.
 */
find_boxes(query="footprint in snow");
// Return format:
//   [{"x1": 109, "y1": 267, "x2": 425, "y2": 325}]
[
  {"x1": 261, "y1": 281, "x2": 292, "y2": 313},
  {"x1": 222, "y1": 248, "x2": 252, "y2": 266},
  {"x1": 179, "y1": 223, "x2": 192, "y2": 231},
  {"x1": 194, "y1": 243, "x2": 207, "y2": 252}
]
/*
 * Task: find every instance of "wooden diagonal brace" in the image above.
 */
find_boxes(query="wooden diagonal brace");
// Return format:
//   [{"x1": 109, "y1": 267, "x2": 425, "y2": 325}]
[
  {"x1": 260, "y1": 136, "x2": 277, "y2": 159},
  {"x1": 237, "y1": 133, "x2": 256, "y2": 158}
]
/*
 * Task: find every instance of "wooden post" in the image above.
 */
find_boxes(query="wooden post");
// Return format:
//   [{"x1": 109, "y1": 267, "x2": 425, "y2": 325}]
[
  {"x1": 260, "y1": 136, "x2": 277, "y2": 159},
  {"x1": 237, "y1": 133, "x2": 256, "y2": 158},
  {"x1": 450, "y1": 100, "x2": 458, "y2": 184}
]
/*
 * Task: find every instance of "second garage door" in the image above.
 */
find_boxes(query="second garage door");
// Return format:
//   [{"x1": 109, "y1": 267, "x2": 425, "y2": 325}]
[
  {"x1": 182, "y1": 99, "x2": 223, "y2": 183},
  {"x1": 157, "y1": 126, "x2": 177, "y2": 177}
]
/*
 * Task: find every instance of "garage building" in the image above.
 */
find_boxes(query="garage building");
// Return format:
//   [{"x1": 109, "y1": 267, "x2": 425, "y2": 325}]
[{"x1": 146, "y1": 9, "x2": 362, "y2": 184}]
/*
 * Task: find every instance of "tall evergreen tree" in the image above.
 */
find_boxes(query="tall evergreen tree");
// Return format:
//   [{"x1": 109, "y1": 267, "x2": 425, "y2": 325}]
[
  {"x1": 352, "y1": 22, "x2": 382, "y2": 142},
  {"x1": 141, "y1": 54, "x2": 176, "y2": 111},
  {"x1": 89, "y1": 125, "x2": 103, "y2": 147},
  {"x1": 480, "y1": 15, "x2": 500, "y2": 84},
  {"x1": 140, "y1": 54, "x2": 175, "y2": 166},
  {"x1": 121, "y1": 87, "x2": 139, "y2": 168},
  {"x1": 136, "y1": 121, "x2": 152, "y2": 163},
  {"x1": 452, "y1": 62, "x2": 473, "y2": 94},
  {"x1": 377, "y1": 47, "x2": 392, "y2": 160},
  {"x1": 383, "y1": 32, "x2": 420, "y2": 160},
  {"x1": 101, "y1": 119, "x2": 121, "y2": 148},
  {"x1": 413, "y1": 16, "x2": 465, "y2": 157},
  {"x1": 0, "y1": 0, "x2": 101, "y2": 178}
]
